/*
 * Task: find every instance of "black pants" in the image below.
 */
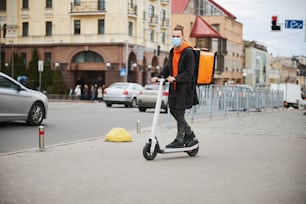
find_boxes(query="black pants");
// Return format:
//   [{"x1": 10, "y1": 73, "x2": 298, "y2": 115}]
[{"x1": 170, "y1": 108, "x2": 192, "y2": 138}]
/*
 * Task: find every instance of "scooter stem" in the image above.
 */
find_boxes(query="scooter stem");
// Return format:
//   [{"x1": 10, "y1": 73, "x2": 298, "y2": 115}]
[{"x1": 150, "y1": 78, "x2": 165, "y2": 139}]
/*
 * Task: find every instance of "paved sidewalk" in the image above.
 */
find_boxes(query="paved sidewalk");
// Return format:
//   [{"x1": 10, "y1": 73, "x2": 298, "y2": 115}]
[{"x1": 0, "y1": 109, "x2": 306, "y2": 204}]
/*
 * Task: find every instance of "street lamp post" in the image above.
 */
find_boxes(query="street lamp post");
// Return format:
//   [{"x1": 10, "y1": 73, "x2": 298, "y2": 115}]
[
  {"x1": 11, "y1": 42, "x2": 14, "y2": 78},
  {"x1": 0, "y1": 23, "x2": 1, "y2": 72},
  {"x1": 125, "y1": 40, "x2": 128, "y2": 82}
]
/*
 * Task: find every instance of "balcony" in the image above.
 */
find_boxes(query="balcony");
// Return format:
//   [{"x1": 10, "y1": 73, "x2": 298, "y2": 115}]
[
  {"x1": 70, "y1": 1, "x2": 106, "y2": 16},
  {"x1": 160, "y1": 18, "x2": 169, "y2": 28},
  {"x1": 149, "y1": 15, "x2": 158, "y2": 25},
  {"x1": 160, "y1": 0, "x2": 170, "y2": 5},
  {"x1": 128, "y1": 3, "x2": 137, "y2": 16}
]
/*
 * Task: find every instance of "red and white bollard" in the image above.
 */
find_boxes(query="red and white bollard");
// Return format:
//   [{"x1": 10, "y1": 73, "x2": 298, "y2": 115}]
[{"x1": 39, "y1": 126, "x2": 45, "y2": 151}]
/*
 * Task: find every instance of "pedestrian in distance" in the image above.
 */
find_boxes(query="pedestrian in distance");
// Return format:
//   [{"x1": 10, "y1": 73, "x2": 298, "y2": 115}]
[
  {"x1": 151, "y1": 24, "x2": 198, "y2": 148},
  {"x1": 83, "y1": 84, "x2": 89, "y2": 100},
  {"x1": 74, "y1": 84, "x2": 82, "y2": 100},
  {"x1": 97, "y1": 85, "x2": 103, "y2": 102}
]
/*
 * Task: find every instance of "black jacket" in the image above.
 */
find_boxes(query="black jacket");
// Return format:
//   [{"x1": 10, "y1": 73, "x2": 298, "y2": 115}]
[{"x1": 157, "y1": 47, "x2": 199, "y2": 109}]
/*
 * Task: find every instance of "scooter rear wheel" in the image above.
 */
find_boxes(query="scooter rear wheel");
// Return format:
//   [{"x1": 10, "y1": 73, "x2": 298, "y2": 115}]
[
  {"x1": 185, "y1": 140, "x2": 199, "y2": 157},
  {"x1": 143, "y1": 143, "x2": 158, "y2": 160},
  {"x1": 186, "y1": 146, "x2": 199, "y2": 157}
]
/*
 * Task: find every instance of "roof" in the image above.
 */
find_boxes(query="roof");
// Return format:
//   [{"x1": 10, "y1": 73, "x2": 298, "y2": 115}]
[
  {"x1": 171, "y1": 0, "x2": 191, "y2": 14},
  {"x1": 190, "y1": 16, "x2": 223, "y2": 38},
  {"x1": 171, "y1": 0, "x2": 236, "y2": 20},
  {"x1": 208, "y1": 0, "x2": 236, "y2": 20}
]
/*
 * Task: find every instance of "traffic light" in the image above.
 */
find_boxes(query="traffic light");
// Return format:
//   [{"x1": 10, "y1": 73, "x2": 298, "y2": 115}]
[{"x1": 271, "y1": 16, "x2": 281, "y2": 31}]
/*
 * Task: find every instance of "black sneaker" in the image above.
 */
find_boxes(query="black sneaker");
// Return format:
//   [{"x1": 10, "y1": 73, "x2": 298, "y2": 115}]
[
  {"x1": 184, "y1": 131, "x2": 195, "y2": 144},
  {"x1": 166, "y1": 139, "x2": 184, "y2": 148}
]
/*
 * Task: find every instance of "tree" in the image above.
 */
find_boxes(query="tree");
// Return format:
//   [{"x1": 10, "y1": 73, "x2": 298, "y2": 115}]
[
  {"x1": 1, "y1": 52, "x2": 26, "y2": 78},
  {"x1": 27, "y1": 49, "x2": 39, "y2": 89},
  {"x1": 47, "y1": 70, "x2": 68, "y2": 94},
  {"x1": 41, "y1": 62, "x2": 53, "y2": 91},
  {"x1": 13, "y1": 53, "x2": 27, "y2": 78},
  {"x1": 18, "y1": 48, "x2": 68, "y2": 94}
]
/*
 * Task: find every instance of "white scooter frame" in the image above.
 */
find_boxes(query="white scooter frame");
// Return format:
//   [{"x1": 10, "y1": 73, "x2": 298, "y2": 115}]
[{"x1": 143, "y1": 78, "x2": 199, "y2": 160}]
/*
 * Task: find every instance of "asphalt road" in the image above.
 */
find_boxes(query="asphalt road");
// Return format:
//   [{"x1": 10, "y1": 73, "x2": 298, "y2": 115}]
[{"x1": 0, "y1": 101, "x2": 170, "y2": 154}]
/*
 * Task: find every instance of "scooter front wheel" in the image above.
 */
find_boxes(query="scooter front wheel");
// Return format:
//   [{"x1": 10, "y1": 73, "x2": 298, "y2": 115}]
[{"x1": 143, "y1": 143, "x2": 158, "y2": 160}]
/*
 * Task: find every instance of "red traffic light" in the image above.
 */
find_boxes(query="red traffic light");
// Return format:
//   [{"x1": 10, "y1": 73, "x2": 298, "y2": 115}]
[
  {"x1": 271, "y1": 16, "x2": 281, "y2": 31},
  {"x1": 272, "y1": 16, "x2": 277, "y2": 21}
]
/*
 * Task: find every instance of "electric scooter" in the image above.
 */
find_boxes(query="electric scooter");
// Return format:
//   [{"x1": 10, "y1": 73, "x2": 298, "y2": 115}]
[{"x1": 143, "y1": 78, "x2": 199, "y2": 160}]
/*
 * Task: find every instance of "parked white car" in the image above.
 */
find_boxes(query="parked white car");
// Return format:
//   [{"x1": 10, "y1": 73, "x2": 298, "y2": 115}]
[
  {"x1": 137, "y1": 83, "x2": 169, "y2": 113},
  {"x1": 0, "y1": 72, "x2": 48, "y2": 125},
  {"x1": 103, "y1": 82, "x2": 144, "y2": 107}
]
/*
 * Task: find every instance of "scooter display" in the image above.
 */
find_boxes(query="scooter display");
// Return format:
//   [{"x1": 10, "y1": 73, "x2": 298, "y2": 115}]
[{"x1": 143, "y1": 78, "x2": 199, "y2": 160}]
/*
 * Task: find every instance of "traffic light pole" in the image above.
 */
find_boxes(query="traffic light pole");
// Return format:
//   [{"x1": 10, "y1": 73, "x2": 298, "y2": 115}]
[{"x1": 305, "y1": 19, "x2": 306, "y2": 42}]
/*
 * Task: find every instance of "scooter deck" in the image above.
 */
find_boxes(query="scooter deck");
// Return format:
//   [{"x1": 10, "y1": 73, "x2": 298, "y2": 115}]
[{"x1": 158, "y1": 143, "x2": 199, "y2": 154}]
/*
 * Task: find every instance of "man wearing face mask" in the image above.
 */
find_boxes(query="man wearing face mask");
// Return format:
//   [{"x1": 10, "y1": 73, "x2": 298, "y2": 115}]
[{"x1": 151, "y1": 24, "x2": 198, "y2": 148}]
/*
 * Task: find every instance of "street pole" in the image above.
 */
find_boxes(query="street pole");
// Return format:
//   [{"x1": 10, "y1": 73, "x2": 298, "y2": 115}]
[
  {"x1": 125, "y1": 40, "x2": 128, "y2": 82},
  {"x1": 304, "y1": 19, "x2": 306, "y2": 42},
  {"x1": 11, "y1": 41, "x2": 14, "y2": 78},
  {"x1": 0, "y1": 23, "x2": 1, "y2": 72}
]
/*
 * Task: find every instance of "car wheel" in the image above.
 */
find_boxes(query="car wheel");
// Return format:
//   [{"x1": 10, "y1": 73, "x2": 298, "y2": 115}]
[
  {"x1": 26, "y1": 102, "x2": 45, "y2": 126},
  {"x1": 138, "y1": 107, "x2": 146, "y2": 112},
  {"x1": 106, "y1": 103, "x2": 112, "y2": 107},
  {"x1": 130, "y1": 98, "x2": 137, "y2": 108}
]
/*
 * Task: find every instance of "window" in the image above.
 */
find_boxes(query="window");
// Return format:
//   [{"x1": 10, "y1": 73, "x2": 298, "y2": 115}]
[
  {"x1": 46, "y1": 0, "x2": 52, "y2": 8},
  {"x1": 148, "y1": 5, "x2": 154, "y2": 18},
  {"x1": 22, "y1": 22, "x2": 29, "y2": 37},
  {"x1": 98, "y1": 19, "x2": 104, "y2": 34},
  {"x1": 98, "y1": 0, "x2": 105, "y2": 10},
  {"x1": 44, "y1": 52, "x2": 52, "y2": 65},
  {"x1": 20, "y1": 53, "x2": 27, "y2": 66},
  {"x1": 211, "y1": 24, "x2": 220, "y2": 32},
  {"x1": 0, "y1": 76, "x2": 19, "y2": 90},
  {"x1": 129, "y1": 0, "x2": 135, "y2": 6},
  {"x1": 74, "y1": 0, "x2": 80, "y2": 6},
  {"x1": 22, "y1": 0, "x2": 29, "y2": 9},
  {"x1": 150, "y1": 29, "x2": 154, "y2": 42},
  {"x1": 46, "y1": 21, "x2": 52, "y2": 36},
  {"x1": 160, "y1": 9, "x2": 166, "y2": 21},
  {"x1": 0, "y1": 0, "x2": 6, "y2": 11},
  {"x1": 74, "y1": 20, "x2": 80, "y2": 35},
  {"x1": 2, "y1": 24, "x2": 6, "y2": 38},
  {"x1": 194, "y1": 0, "x2": 206, "y2": 15},
  {"x1": 0, "y1": 52, "x2": 5, "y2": 66},
  {"x1": 161, "y1": 32, "x2": 166, "y2": 44},
  {"x1": 196, "y1": 38, "x2": 210, "y2": 49},
  {"x1": 128, "y1": 22, "x2": 133, "y2": 36},
  {"x1": 73, "y1": 51, "x2": 104, "y2": 63}
]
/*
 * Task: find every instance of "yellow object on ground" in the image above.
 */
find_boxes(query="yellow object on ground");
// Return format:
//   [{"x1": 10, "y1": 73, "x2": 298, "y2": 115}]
[{"x1": 105, "y1": 128, "x2": 132, "y2": 142}]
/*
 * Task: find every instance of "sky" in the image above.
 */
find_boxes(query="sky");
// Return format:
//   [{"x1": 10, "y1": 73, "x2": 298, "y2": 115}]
[{"x1": 215, "y1": 0, "x2": 306, "y2": 57}]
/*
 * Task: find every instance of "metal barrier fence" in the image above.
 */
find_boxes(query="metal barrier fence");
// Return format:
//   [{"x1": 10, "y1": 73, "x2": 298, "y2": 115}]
[{"x1": 186, "y1": 85, "x2": 284, "y2": 120}]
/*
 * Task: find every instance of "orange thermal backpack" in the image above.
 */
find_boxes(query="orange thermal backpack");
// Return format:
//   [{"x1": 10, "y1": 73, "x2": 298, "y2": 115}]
[{"x1": 192, "y1": 48, "x2": 216, "y2": 85}]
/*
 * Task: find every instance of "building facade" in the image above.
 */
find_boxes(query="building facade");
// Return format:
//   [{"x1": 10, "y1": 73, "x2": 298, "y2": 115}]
[
  {"x1": 244, "y1": 41, "x2": 272, "y2": 88},
  {"x1": 0, "y1": 0, "x2": 171, "y2": 88}
]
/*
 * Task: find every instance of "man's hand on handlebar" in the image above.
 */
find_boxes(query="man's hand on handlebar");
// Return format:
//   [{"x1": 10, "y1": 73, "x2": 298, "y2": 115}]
[
  {"x1": 166, "y1": 76, "x2": 176, "y2": 83},
  {"x1": 151, "y1": 77, "x2": 159, "y2": 83},
  {"x1": 151, "y1": 76, "x2": 175, "y2": 83}
]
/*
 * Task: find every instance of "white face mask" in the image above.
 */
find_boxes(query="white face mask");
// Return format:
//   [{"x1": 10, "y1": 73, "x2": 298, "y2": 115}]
[{"x1": 172, "y1": 37, "x2": 182, "y2": 47}]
